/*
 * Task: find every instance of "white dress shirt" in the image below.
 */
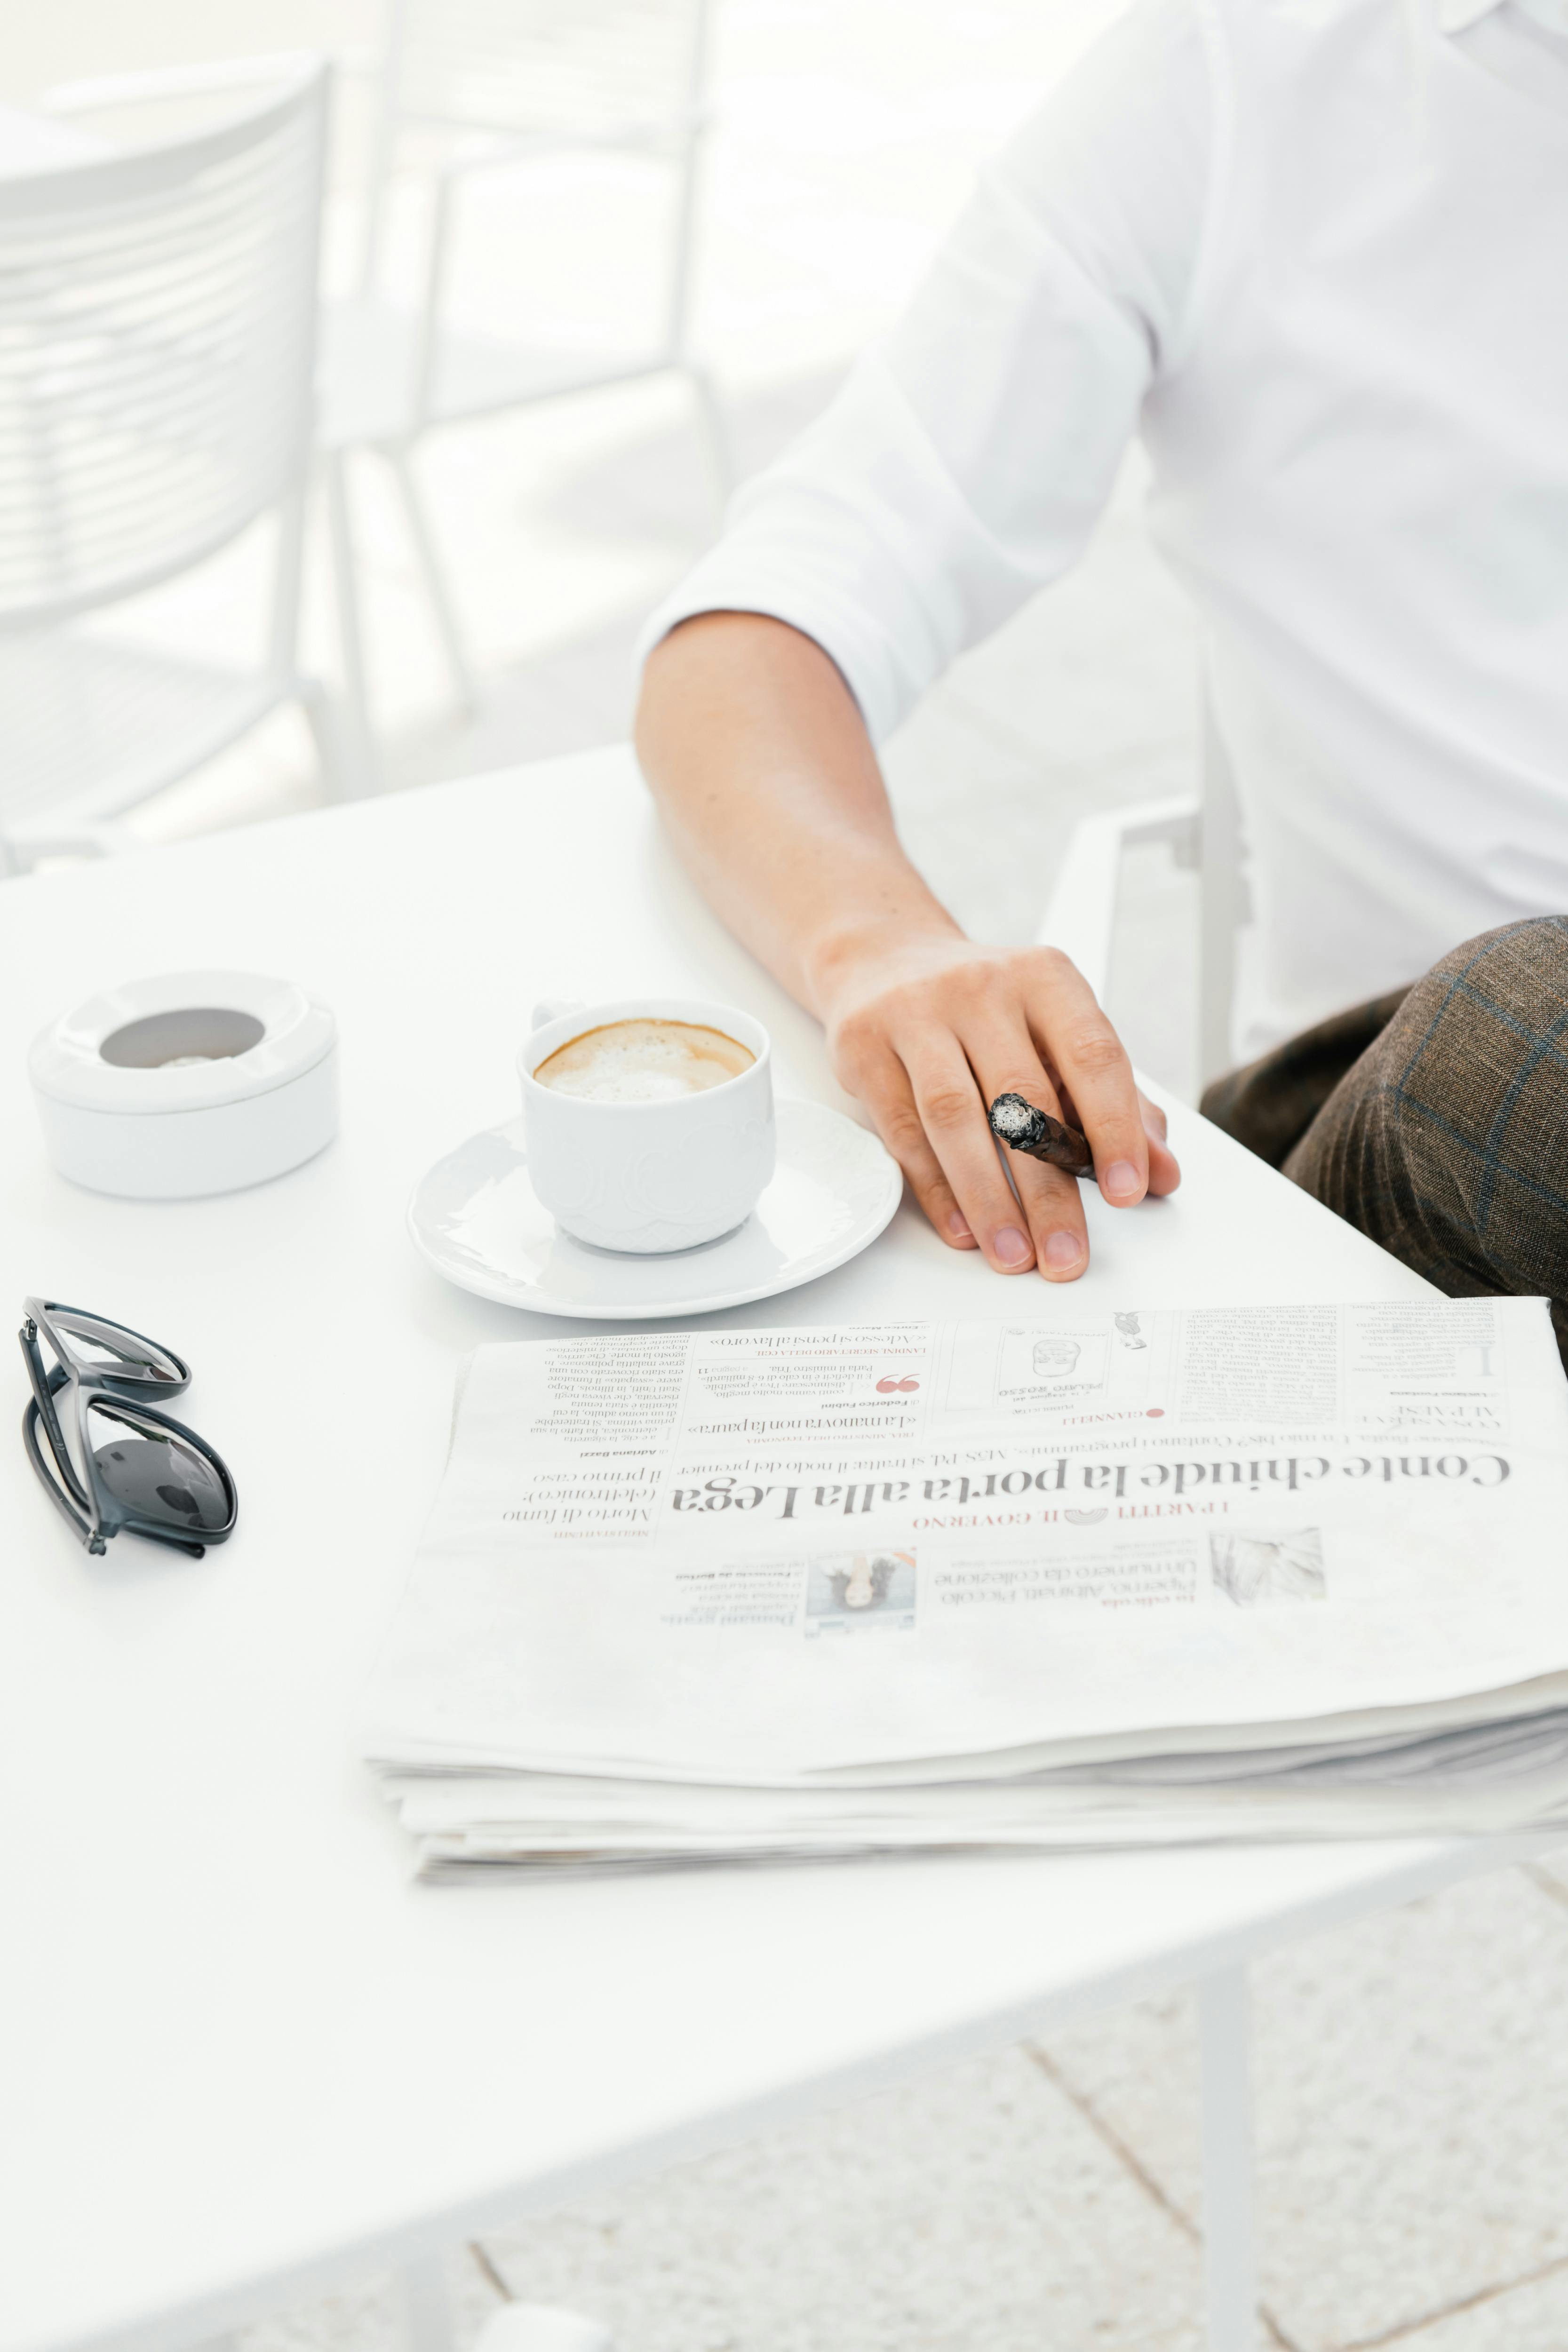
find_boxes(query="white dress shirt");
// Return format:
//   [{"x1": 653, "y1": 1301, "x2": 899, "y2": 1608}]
[{"x1": 641, "y1": 0, "x2": 1568, "y2": 1060}]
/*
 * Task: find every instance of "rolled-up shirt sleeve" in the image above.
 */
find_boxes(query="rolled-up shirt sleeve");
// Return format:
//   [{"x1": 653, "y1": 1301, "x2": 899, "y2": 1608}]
[{"x1": 635, "y1": 0, "x2": 1217, "y2": 743}]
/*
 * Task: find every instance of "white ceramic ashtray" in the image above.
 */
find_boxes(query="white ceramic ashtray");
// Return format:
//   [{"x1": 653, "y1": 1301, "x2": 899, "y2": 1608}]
[{"x1": 29, "y1": 969, "x2": 338, "y2": 1200}]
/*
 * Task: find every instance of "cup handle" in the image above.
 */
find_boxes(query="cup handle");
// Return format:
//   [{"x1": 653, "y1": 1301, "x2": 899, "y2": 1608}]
[{"x1": 531, "y1": 997, "x2": 588, "y2": 1031}]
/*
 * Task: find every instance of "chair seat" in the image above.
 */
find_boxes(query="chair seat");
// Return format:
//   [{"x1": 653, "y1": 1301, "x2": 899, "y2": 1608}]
[
  {"x1": 316, "y1": 297, "x2": 674, "y2": 449},
  {"x1": 0, "y1": 631, "x2": 283, "y2": 848}
]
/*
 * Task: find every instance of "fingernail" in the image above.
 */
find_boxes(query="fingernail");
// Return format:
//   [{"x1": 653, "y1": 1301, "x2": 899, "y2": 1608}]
[
  {"x1": 1044, "y1": 1230, "x2": 1084, "y2": 1271},
  {"x1": 994, "y1": 1225, "x2": 1034, "y2": 1269},
  {"x1": 1102, "y1": 1159, "x2": 1141, "y2": 1202},
  {"x1": 947, "y1": 1208, "x2": 974, "y2": 1242}
]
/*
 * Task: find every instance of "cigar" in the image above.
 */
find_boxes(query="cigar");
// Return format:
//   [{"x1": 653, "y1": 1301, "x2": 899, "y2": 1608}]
[{"x1": 988, "y1": 1092, "x2": 1094, "y2": 1179}]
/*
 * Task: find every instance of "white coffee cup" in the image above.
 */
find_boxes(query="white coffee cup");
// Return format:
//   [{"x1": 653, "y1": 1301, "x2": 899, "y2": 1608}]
[{"x1": 520, "y1": 997, "x2": 776, "y2": 1253}]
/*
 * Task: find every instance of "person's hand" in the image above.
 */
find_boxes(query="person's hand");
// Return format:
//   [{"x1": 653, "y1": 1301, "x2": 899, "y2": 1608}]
[{"x1": 819, "y1": 930, "x2": 1180, "y2": 1279}]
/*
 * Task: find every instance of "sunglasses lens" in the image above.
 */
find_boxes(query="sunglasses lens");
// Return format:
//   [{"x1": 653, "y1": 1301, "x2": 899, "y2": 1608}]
[
  {"x1": 47, "y1": 1308, "x2": 184, "y2": 1386},
  {"x1": 86, "y1": 1401, "x2": 233, "y2": 1534}
]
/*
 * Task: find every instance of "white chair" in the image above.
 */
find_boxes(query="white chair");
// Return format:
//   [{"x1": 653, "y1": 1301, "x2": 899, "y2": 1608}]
[
  {"x1": 1038, "y1": 699, "x2": 1249, "y2": 1096},
  {"x1": 0, "y1": 56, "x2": 345, "y2": 873},
  {"x1": 316, "y1": 0, "x2": 727, "y2": 771}
]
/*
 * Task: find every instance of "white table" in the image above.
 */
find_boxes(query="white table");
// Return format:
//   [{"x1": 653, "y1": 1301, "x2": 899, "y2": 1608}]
[{"x1": 1, "y1": 746, "x2": 1557, "y2": 2352}]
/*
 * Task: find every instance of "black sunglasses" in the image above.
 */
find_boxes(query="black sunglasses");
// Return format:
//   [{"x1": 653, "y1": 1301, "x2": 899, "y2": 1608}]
[{"x1": 20, "y1": 1299, "x2": 237, "y2": 1559}]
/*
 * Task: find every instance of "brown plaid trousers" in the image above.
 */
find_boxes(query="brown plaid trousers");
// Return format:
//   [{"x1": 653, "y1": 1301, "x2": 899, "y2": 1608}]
[{"x1": 1200, "y1": 918, "x2": 1568, "y2": 1365}]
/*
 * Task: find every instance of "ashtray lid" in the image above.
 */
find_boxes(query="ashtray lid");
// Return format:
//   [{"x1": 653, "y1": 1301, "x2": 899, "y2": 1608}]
[{"x1": 29, "y1": 970, "x2": 336, "y2": 1115}]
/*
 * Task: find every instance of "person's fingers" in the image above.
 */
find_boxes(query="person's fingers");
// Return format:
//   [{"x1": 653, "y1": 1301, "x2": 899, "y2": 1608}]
[
  {"x1": 1138, "y1": 1089, "x2": 1183, "y2": 1196},
  {"x1": 1146, "y1": 1135, "x2": 1182, "y2": 1194},
  {"x1": 855, "y1": 1049, "x2": 979, "y2": 1250},
  {"x1": 961, "y1": 1019, "x2": 1090, "y2": 1282},
  {"x1": 830, "y1": 951, "x2": 1179, "y2": 1271},
  {"x1": 1023, "y1": 952, "x2": 1150, "y2": 1208},
  {"x1": 899, "y1": 1036, "x2": 1048, "y2": 1274},
  {"x1": 1055, "y1": 1078, "x2": 1181, "y2": 1197}
]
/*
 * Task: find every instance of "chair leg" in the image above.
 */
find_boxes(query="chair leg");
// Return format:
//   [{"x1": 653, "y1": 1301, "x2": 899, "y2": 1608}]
[
  {"x1": 1198, "y1": 1964, "x2": 1259, "y2": 2352},
  {"x1": 684, "y1": 365, "x2": 732, "y2": 524},
  {"x1": 297, "y1": 675, "x2": 354, "y2": 805},
  {"x1": 322, "y1": 451, "x2": 381, "y2": 797},
  {"x1": 386, "y1": 446, "x2": 479, "y2": 720}
]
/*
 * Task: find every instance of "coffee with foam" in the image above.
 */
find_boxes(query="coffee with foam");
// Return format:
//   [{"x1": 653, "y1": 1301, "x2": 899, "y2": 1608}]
[{"x1": 534, "y1": 1017, "x2": 755, "y2": 1104}]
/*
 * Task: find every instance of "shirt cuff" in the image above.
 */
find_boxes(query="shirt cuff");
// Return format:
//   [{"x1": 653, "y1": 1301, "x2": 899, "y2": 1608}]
[{"x1": 631, "y1": 544, "x2": 921, "y2": 747}]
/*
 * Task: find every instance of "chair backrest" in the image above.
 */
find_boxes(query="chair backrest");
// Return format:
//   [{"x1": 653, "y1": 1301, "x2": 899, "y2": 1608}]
[
  {"x1": 1198, "y1": 686, "x2": 1249, "y2": 1087},
  {"x1": 1035, "y1": 674, "x2": 1248, "y2": 1097},
  {"x1": 383, "y1": 0, "x2": 708, "y2": 144},
  {"x1": 0, "y1": 58, "x2": 328, "y2": 635}
]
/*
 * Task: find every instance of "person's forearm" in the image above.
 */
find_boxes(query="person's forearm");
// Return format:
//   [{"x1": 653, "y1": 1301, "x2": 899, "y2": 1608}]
[
  {"x1": 634, "y1": 611, "x2": 960, "y2": 1017},
  {"x1": 635, "y1": 605, "x2": 1179, "y2": 1282}
]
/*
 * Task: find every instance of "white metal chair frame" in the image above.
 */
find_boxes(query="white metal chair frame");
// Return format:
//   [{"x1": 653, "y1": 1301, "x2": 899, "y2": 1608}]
[
  {"x1": 321, "y1": 0, "x2": 728, "y2": 778},
  {"x1": 1, "y1": 56, "x2": 344, "y2": 870},
  {"x1": 1039, "y1": 701, "x2": 1249, "y2": 1093}
]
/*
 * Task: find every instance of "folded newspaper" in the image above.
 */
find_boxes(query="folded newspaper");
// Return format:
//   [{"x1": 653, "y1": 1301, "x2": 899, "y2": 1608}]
[{"x1": 361, "y1": 1299, "x2": 1568, "y2": 1876}]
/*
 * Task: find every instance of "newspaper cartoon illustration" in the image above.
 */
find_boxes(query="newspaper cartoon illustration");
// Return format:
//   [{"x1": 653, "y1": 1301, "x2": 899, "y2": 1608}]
[
  {"x1": 1210, "y1": 1529, "x2": 1327, "y2": 1607},
  {"x1": 993, "y1": 1325, "x2": 1111, "y2": 1406}
]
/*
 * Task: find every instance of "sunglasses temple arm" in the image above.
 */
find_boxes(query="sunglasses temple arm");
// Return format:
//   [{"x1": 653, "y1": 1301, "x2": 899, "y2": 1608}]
[
  {"x1": 18, "y1": 1327, "x2": 98, "y2": 1522},
  {"x1": 20, "y1": 1327, "x2": 82, "y2": 1493},
  {"x1": 21, "y1": 1399, "x2": 104, "y2": 1553}
]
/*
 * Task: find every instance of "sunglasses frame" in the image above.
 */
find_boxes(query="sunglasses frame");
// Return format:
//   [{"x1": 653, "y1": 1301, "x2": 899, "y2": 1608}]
[{"x1": 20, "y1": 1299, "x2": 237, "y2": 1558}]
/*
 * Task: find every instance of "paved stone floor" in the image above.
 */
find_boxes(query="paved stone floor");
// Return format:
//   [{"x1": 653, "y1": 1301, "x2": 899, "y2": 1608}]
[
  {"x1": 232, "y1": 1860, "x2": 1568, "y2": 2352},
  {"x1": 7, "y1": 3, "x2": 1568, "y2": 2346}
]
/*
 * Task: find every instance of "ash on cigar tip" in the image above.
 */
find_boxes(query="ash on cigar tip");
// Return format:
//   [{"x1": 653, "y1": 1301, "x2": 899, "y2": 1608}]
[{"x1": 989, "y1": 1093, "x2": 1040, "y2": 1139}]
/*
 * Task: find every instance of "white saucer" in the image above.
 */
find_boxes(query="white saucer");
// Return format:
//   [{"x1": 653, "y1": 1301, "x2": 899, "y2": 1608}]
[{"x1": 408, "y1": 1098, "x2": 903, "y2": 1319}]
